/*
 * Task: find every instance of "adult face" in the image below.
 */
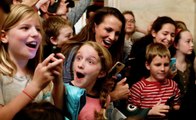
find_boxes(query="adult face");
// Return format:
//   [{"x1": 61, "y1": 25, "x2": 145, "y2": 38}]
[
  {"x1": 94, "y1": 15, "x2": 122, "y2": 49},
  {"x1": 152, "y1": 23, "x2": 176, "y2": 48},
  {"x1": 72, "y1": 44, "x2": 105, "y2": 91},
  {"x1": 1, "y1": 15, "x2": 42, "y2": 61},
  {"x1": 124, "y1": 13, "x2": 135, "y2": 34}
]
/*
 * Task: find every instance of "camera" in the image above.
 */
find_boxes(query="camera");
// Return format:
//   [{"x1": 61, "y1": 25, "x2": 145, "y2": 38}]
[
  {"x1": 48, "y1": 0, "x2": 75, "y2": 13},
  {"x1": 66, "y1": 0, "x2": 75, "y2": 8}
]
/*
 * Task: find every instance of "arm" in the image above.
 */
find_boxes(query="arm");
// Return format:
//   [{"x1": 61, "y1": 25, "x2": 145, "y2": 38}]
[
  {"x1": 0, "y1": 54, "x2": 63, "y2": 120},
  {"x1": 67, "y1": 0, "x2": 91, "y2": 25},
  {"x1": 51, "y1": 53, "x2": 65, "y2": 110}
]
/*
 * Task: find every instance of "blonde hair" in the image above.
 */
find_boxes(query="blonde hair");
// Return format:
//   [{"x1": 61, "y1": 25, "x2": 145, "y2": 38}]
[
  {"x1": 0, "y1": 4, "x2": 43, "y2": 76},
  {"x1": 146, "y1": 43, "x2": 171, "y2": 64}
]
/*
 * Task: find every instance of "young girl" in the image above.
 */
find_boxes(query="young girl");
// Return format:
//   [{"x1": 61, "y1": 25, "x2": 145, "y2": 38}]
[
  {"x1": 70, "y1": 41, "x2": 114, "y2": 120},
  {"x1": 170, "y1": 30, "x2": 196, "y2": 119},
  {"x1": 0, "y1": 4, "x2": 64, "y2": 120}
]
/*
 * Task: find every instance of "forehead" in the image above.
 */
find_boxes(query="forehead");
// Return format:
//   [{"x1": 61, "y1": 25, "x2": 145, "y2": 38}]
[
  {"x1": 152, "y1": 55, "x2": 170, "y2": 62},
  {"x1": 160, "y1": 23, "x2": 175, "y2": 31},
  {"x1": 79, "y1": 45, "x2": 97, "y2": 54},
  {"x1": 124, "y1": 14, "x2": 134, "y2": 19}
]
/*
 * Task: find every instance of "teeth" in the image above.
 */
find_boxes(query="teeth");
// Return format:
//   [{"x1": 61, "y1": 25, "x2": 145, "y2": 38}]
[
  {"x1": 26, "y1": 41, "x2": 37, "y2": 48},
  {"x1": 103, "y1": 40, "x2": 111, "y2": 46}
]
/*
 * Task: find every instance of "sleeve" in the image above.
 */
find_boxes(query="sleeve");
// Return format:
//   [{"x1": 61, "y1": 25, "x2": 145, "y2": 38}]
[{"x1": 67, "y1": 0, "x2": 91, "y2": 26}]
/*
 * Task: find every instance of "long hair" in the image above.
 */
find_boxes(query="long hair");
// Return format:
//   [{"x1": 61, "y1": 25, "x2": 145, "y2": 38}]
[
  {"x1": 0, "y1": 4, "x2": 43, "y2": 76},
  {"x1": 76, "y1": 41, "x2": 114, "y2": 119},
  {"x1": 61, "y1": 7, "x2": 125, "y2": 63}
]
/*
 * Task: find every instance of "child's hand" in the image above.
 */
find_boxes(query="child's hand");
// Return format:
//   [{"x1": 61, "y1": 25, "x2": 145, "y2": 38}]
[
  {"x1": 50, "y1": 53, "x2": 65, "y2": 85},
  {"x1": 148, "y1": 100, "x2": 170, "y2": 117},
  {"x1": 31, "y1": 53, "x2": 64, "y2": 90}
]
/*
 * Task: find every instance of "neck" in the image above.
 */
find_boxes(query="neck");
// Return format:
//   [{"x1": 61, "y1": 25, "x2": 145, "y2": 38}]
[{"x1": 125, "y1": 33, "x2": 133, "y2": 40}]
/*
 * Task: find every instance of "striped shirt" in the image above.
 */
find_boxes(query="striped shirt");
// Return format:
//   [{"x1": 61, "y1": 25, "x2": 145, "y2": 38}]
[{"x1": 128, "y1": 78, "x2": 180, "y2": 108}]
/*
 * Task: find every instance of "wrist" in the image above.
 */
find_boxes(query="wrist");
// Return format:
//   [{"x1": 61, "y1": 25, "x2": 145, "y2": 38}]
[{"x1": 23, "y1": 83, "x2": 41, "y2": 100}]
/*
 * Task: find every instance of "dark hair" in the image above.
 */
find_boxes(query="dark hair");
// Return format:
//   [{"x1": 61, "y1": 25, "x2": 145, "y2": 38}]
[
  {"x1": 150, "y1": 16, "x2": 176, "y2": 33},
  {"x1": 86, "y1": 5, "x2": 102, "y2": 19},
  {"x1": 13, "y1": 101, "x2": 64, "y2": 120},
  {"x1": 62, "y1": 7, "x2": 125, "y2": 63},
  {"x1": 0, "y1": 0, "x2": 10, "y2": 13}
]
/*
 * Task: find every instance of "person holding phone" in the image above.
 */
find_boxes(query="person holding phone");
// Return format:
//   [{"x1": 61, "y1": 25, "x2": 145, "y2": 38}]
[
  {"x1": 128, "y1": 43, "x2": 181, "y2": 119},
  {"x1": 169, "y1": 29, "x2": 196, "y2": 119}
]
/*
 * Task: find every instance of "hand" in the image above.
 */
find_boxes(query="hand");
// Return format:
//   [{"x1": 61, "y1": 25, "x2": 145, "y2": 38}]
[
  {"x1": 35, "y1": 0, "x2": 50, "y2": 10},
  {"x1": 110, "y1": 78, "x2": 130, "y2": 101},
  {"x1": 31, "y1": 53, "x2": 64, "y2": 90},
  {"x1": 148, "y1": 100, "x2": 170, "y2": 117},
  {"x1": 51, "y1": 53, "x2": 65, "y2": 85}
]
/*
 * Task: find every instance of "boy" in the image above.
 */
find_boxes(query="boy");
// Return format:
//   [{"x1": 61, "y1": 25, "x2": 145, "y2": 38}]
[
  {"x1": 128, "y1": 43, "x2": 181, "y2": 119},
  {"x1": 42, "y1": 16, "x2": 73, "y2": 59}
]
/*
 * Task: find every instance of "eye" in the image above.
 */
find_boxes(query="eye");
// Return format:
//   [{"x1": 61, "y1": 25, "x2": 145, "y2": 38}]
[
  {"x1": 21, "y1": 26, "x2": 29, "y2": 30},
  {"x1": 75, "y1": 55, "x2": 82, "y2": 61}
]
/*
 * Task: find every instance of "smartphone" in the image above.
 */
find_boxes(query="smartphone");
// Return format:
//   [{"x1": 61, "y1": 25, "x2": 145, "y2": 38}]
[
  {"x1": 108, "y1": 61, "x2": 125, "y2": 77},
  {"x1": 165, "y1": 94, "x2": 175, "y2": 106},
  {"x1": 170, "y1": 58, "x2": 176, "y2": 72},
  {"x1": 51, "y1": 45, "x2": 61, "y2": 55},
  {"x1": 66, "y1": 0, "x2": 75, "y2": 8},
  {"x1": 48, "y1": 0, "x2": 60, "y2": 13}
]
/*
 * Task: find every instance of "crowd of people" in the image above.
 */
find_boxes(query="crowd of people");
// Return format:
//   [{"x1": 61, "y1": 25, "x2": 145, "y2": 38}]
[{"x1": 0, "y1": 0, "x2": 196, "y2": 120}]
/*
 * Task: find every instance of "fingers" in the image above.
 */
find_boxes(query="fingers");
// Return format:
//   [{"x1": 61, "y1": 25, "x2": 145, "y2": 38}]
[{"x1": 117, "y1": 77, "x2": 127, "y2": 85}]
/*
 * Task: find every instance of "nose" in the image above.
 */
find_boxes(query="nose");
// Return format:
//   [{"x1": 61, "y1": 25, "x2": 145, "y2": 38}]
[
  {"x1": 167, "y1": 35, "x2": 172, "y2": 42},
  {"x1": 78, "y1": 60, "x2": 85, "y2": 69},
  {"x1": 109, "y1": 32, "x2": 115, "y2": 41},
  {"x1": 190, "y1": 41, "x2": 194, "y2": 47},
  {"x1": 30, "y1": 27, "x2": 39, "y2": 37}
]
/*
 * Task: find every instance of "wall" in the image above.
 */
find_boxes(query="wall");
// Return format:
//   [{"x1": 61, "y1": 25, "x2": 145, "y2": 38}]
[{"x1": 105, "y1": 0, "x2": 196, "y2": 49}]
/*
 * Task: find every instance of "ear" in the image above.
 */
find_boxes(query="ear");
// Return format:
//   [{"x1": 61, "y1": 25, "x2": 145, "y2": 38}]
[
  {"x1": 1, "y1": 30, "x2": 8, "y2": 43},
  {"x1": 50, "y1": 36, "x2": 58, "y2": 45},
  {"x1": 151, "y1": 30, "x2": 156, "y2": 38},
  {"x1": 174, "y1": 42, "x2": 178, "y2": 49},
  {"x1": 98, "y1": 71, "x2": 106, "y2": 78},
  {"x1": 145, "y1": 61, "x2": 150, "y2": 70}
]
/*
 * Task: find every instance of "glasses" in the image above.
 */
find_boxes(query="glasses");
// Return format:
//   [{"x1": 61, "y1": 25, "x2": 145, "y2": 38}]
[{"x1": 126, "y1": 19, "x2": 135, "y2": 23}]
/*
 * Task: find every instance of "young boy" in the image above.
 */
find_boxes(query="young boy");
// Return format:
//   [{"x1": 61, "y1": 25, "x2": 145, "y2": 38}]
[
  {"x1": 128, "y1": 43, "x2": 181, "y2": 119},
  {"x1": 42, "y1": 16, "x2": 73, "y2": 59}
]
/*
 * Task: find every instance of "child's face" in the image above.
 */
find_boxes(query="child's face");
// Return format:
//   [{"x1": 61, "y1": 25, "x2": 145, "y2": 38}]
[
  {"x1": 72, "y1": 44, "x2": 105, "y2": 89},
  {"x1": 175, "y1": 31, "x2": 194, "y2": 55},
  {"x1": 56, "y1": 26, "x2": 73, "y2": 47},
  {"x1": 2, "y1": 15, "x2": 42, "y2": 60},
  {"x1": 146, "y1": 55, "x2": 170, "y2": 82}
]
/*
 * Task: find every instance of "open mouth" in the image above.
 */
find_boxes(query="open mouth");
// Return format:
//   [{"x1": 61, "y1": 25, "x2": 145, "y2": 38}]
[
  {"x1": 103, "y1": 40, "x2": 112, "y2": 46},
  {"x1": 76, "y1": 72, "x2": 85, "y2": 78},
  {"x1": 26, "y1": 41, "x2": 38, "y2": 48}
]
